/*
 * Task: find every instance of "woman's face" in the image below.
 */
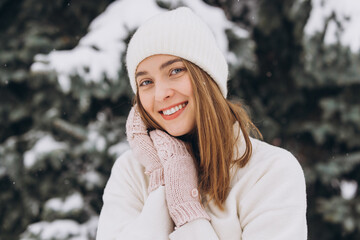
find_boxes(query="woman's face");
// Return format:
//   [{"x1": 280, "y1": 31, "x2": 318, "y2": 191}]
[{"x1": 136, "y1": 54, "x2": 196, "y2": 136}]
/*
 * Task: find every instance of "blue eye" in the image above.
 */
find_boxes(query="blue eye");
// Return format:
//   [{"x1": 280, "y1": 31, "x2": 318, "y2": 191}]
[
  {"x1": 171, "y1": 68, "x2": 184, "y2": 75},
  {"x1": 139, "y1": 80, "x2": 152, "y2": 87}
]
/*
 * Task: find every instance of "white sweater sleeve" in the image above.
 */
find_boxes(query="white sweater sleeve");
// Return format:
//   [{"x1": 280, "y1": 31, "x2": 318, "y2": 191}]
[
  {"x1": 96, "y1": 150, "x2": 174, "y2": 240},
  {"x1": 239, "y1": 150, "x2": 307, "y2": 240},
  {"x1": 169, "y1": 219, "x2": 219, "y2": 240}
]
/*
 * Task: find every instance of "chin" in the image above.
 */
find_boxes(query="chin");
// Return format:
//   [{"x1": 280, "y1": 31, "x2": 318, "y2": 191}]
[
  {"x1": 165, "y1": 125, "x2": 195, "y2": 137},
  {"x1": 164, "y1": 125, "x2": 188, "y2": 136},
  {"x1": 166, "y1": 129, "x2": 187, "y2": 137}
]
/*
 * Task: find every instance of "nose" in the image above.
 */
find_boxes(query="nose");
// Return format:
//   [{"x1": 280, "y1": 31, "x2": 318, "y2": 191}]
[{"x1": 154, "y1": 80, "x2": 174, "y2": 102}]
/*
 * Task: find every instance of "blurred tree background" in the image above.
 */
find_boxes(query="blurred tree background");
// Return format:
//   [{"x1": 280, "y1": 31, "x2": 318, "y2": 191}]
[{"x1": 1, "y1": 0, "x2": 359, "y2": 239}]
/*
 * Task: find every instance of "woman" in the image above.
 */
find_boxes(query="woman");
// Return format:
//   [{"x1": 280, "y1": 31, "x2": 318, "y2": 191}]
[{"x1": 96, "y1": 7, "x2": 307, "y2": 240}]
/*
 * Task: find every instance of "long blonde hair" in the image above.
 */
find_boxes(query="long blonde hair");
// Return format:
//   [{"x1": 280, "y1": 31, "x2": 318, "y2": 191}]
[{"x1": 135, "y1": 59, "x2": 261, "y2": 209}]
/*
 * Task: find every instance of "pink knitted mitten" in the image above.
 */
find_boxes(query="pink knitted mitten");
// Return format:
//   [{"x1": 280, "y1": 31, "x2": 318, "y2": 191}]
[
  {"x1": 126, "y1": 105, "x2": 164, "y2": 193},
  {"x1": 149, "y1": 129, "x2": 210, "y2": 227}
]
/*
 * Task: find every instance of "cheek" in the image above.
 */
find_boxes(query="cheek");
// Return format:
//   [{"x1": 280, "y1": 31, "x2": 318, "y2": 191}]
[
  {"x1": 184, "y1": 77, "x2": 194, "y2": 97},
  {"x1": 139, "y1": 93, "x2": 154, "y2": 115}
]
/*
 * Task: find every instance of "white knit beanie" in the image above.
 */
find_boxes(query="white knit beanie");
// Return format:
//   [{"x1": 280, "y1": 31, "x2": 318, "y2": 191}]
[{"x1": 126, "y1": 7, "x2": 229, "y2": 98}]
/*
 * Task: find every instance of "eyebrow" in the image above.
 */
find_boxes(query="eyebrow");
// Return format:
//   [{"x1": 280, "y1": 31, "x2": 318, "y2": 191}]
[{"x1": 135, "y1": 58, "x2": 183, "y2": 80}]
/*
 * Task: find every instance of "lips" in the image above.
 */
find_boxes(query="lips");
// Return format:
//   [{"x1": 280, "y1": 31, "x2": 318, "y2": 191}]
[
  {"x1": 159, "y1": 101, "x2": 188, "y2": 114},
  {"x1": 159, "y1": 101, "x2": 188, "y2": 120}
]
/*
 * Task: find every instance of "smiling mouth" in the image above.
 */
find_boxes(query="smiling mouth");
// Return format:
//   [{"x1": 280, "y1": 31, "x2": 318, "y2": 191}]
[{"x1": 159, "y1": 101, "x2": 188, "y2": 116}]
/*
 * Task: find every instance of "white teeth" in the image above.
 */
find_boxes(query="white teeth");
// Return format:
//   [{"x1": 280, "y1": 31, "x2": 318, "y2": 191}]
[{"x1": 163, "y1": 102, "x2": 187, "y2": 116}]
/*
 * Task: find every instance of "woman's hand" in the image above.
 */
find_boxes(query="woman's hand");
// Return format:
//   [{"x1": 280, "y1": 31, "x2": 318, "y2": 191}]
[
  {"x1": 149, "y1": 129, "x2": 210, "y2": 228},
  {"x1": 126, "y1": 105, "x2": 164, "y2": 193}
]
